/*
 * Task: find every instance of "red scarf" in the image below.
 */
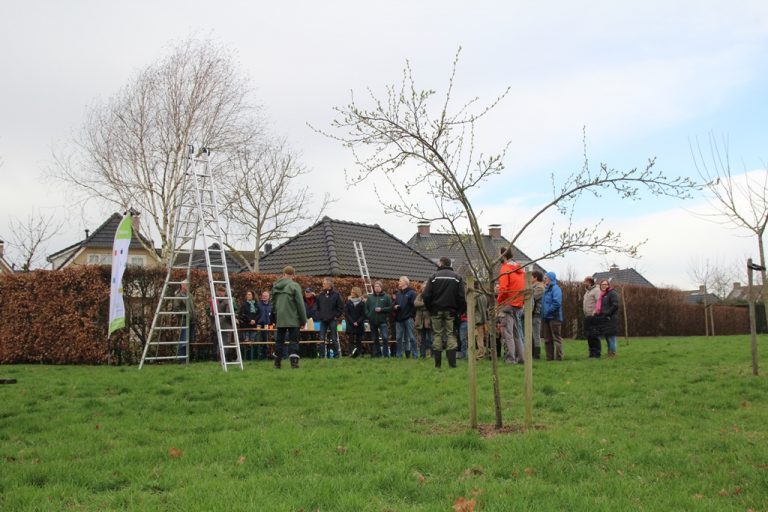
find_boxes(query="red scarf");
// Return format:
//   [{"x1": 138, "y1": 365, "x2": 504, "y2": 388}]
[{"x1": 595, "y1": 287, "x2": 612, "y2": 315}]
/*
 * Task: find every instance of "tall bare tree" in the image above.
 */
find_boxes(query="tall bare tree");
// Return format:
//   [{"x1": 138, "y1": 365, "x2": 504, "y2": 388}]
[
  {"x1": 8, "y1": 212, "x2": 63, "y2": 271},
  {"x1": 218, "y1": 139, "x2": 333, "y2": 272},
  {"x1": 52, "y1": 37, "x2": 263, "y2": 264},
  {"x1": 691, "y1": 133, "x2": 768, "y2": 321},
  {"x1": 322, "y1": 48, "x2": 698, "y2": 428}
]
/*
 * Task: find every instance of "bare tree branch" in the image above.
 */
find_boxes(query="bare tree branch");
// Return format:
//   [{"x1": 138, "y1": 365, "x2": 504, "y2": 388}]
[
  {"x1": 218, "y1": 139, "x2": 334, "y2": 272},
  {"x1": 8, "y1": 212, "x2": 63, "y2": 271},
  {"x1": 49, "y1": 37, "x2": 264, "y2": 264},
  {"x1": 690, "y1": 133, "x2": 768, "y2": 316}
]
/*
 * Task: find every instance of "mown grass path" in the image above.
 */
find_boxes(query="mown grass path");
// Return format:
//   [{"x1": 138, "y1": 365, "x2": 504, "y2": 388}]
[{"x1": 2, "y1": 336, "x2": 767, "y2": 511}]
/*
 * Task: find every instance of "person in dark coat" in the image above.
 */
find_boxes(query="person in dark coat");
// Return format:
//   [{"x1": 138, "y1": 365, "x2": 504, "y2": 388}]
[
  {"x1": 582, "y1": 277, "x2": 602, "y2": 358},
  {"x1": 238, "y1": 290, "x2": 259, "y2": 361},
  {"x1": 366, "y1": 281, "x2": 393, "y2": 357},
  {"x1": 595, "y1": 279, "x2": 620, "y2": 358},
  {"x1": 345, "y1": 287, "x2": 366, "y2": 358},
  {"x1": 316, "y1": 277, "x2": 344, "y2": 358},
  {"x1": 422, "y1": 256, "x2": 466, "y2": 368}
]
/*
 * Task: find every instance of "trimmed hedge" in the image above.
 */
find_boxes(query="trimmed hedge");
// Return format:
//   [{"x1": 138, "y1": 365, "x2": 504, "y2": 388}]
[{"x1": 0, "y1": 267, "x2": 752, "y2": 364}]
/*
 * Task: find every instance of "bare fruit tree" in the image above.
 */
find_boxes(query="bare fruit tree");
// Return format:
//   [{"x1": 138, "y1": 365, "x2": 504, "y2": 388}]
[
  {"x1": 218, "y1": 138, "x2": 333, "y2": 272},
  {"x1": 52, "y1": 37, "x2": 263, "y2": 264},
  {"x1": 322, "y1": 48, "x2": 698, "y2": 428},
  {"x1": 691, "y1": 133, "x2": 768, "y2": 321},
  {"x1": 8, "y1": 212, "x2": 63, "y2": 271}
]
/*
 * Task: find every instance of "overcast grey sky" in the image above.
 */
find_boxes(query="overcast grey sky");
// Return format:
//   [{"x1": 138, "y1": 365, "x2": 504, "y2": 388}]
[{"x1": 2, "y1": 1, "x2": 768, "y2": 288}]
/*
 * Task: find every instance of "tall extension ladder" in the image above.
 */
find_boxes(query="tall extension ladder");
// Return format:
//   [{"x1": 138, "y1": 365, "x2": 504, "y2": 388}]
[
  {"x1": 353, "y1": 241, "x2": 373, "y2": 296},
  {"x1": 140, "y1": 146, "x2": 242, "y2": 371}
]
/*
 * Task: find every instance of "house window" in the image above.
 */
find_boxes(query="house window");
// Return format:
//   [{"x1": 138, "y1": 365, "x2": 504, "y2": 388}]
[
  {"x1": 130, "y1": 256, "x2": 146, "y2": 267},
  {"x1": 87, "y1": 254, "x2": 112, "y2": 265}
]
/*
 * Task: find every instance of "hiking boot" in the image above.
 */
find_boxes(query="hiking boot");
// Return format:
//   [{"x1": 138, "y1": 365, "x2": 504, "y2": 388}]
[
  {"x1": 434, "y1": 351, "x2": 442, "y2": 368},
  {"x1": 447, "y1": 350, "x2": 457, "y2": 368},
  {"x1": 290, "y1": 355, "x2": 300, "y2": 368},
  {"x1": 274, "y1": 354, "x2": 281, "y2": 369}
]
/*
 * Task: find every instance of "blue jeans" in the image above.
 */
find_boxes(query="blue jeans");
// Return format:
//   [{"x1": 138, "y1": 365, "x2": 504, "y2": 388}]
[
  {"x1": 500, "y1": 306, "x2": 524, "y2": 362},
  {"x1": 605, "y1": 335, "x2": 617, "y2": 353},
  {"x1": 371, "y1": 322, "x2": 389, "y2": 357},
  {"x1": 177, "y1": 317, "x2": 195, "y2": 358},
  {"x1": 395, "y1": 318, "x2": 417, "y2": 357},
  {"x1": 275, "y1": 327, "x2": 299, "y2": 359},
  {"x1": 319, "y1": 320, "x2": 340, "y2": 357},
  {"x1": 419, "y1": 328, "x2": 432, "y2": 358},
  {"x1": 458, "y1": 320, "x2": 468, "y2": 357},
  {"x1": 242, "y1": 329, "x2": 257, "y2": 361}
]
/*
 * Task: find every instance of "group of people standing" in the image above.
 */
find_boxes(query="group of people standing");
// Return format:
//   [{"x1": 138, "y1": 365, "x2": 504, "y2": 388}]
[
  {"x1": 204, "y1": 248, "x2": 621, "y2": 369},
  {"x1": 496, "y1": 248, "x2": 565, "y2": 364}
]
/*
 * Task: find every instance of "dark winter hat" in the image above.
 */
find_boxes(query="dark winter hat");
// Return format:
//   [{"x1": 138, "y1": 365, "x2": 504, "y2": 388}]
[{"x1": 305, "y1": 287, "x2": 314, "y2": 293}]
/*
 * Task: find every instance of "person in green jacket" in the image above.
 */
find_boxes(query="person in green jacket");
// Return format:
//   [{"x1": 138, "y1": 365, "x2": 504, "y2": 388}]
[
  {"x1": 365, "y1": 281, "x2": 392, "y2": 357},
  {"x1": 271, "y1": 266, "x2": 307, "y2": 369}
]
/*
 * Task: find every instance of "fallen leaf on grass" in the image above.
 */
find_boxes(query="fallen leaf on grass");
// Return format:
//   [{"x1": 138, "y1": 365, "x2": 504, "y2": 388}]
[
  {"x1": 414, "y1": 471, "x2": 426, "y2": 487},
  {"x1": 741, "y1": 401, "x2": 750, "y2": 408},
  {"x1": 524, "y1": 467, "x2": 536, "y2": 476},
  {"x1": 460, "y1": 466, "x2": 485, "y2": 480},
  {"x1": 718, "y1": 489, "x2": 729, "y2": 497},
  {"x1": 453, "y1": 496, "x2": 476, "y2": 512},
  {"x1": 733, "y1": 486, "x2": 743, "y2": 495},
  {"x1": 336, "y1": 445, "x2": 348, "y2": 455},
  {"x1": 95, "y1": 424, "x2": 101, "y2": 430},
  {"x1": 237, "y1": 456, "x2": 246, "y2": 465},
  {"x1": 692, "y1": 494, "x2": 704, "y2": 500},
  {"x1": 168, "y1": 447, "x2": 183, "y2": 459}
]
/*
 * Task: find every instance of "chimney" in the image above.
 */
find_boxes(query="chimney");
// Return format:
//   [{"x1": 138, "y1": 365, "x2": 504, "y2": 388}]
[
  {"x1": 609, "y1": 264, "x2": 619, "y2": 272},
  {"x1": 129, "y1": 210, "x2": 141, "y2": 235},
  {"x1": 417, "y1": 222, "x2": 431, "y2": 236},
  {"x1": 265, "y1": 243, "x2": 273, "y2": 253},
  {"x1": 488, "y1": 224, "x2": 502, "y2": 239},
  {"x1": 699, "y1": 285, "x2": 706, "y2": 292},
  {"x1": 0, "y1": 240, "x2": 4, "y2": 258},
  {"x1": 733, "y1": 282, "x2": 741, "y2": 291},
  {"x1": 85, "y1": 229, "x2": 90, "y2": 239}
]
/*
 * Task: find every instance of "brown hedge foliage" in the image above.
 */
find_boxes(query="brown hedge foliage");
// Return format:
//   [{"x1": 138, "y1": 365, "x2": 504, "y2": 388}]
[
  {"x1": 0, "y1": 267, "x2": 402, "y2": 365},
  {"x1": 0, "y1": 267, "x2": 750, "y2": 365}
]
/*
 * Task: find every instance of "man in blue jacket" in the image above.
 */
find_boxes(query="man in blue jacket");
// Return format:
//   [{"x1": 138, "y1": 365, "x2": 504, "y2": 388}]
[
  {"x1": 394, "y1": 276, "x2": 418, "y2": 358},
  {"x1": 541, "y1": 271, "x2": 564, "y2": 361}
]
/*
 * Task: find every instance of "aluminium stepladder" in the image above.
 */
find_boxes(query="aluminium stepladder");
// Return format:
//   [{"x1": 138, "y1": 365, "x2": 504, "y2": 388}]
[
  {"x1": 139, "y1": 146, "x2": 243, "y2": 371},
  {"x1": 353, "y1": 241, "x2": 373, "y2": 296}
]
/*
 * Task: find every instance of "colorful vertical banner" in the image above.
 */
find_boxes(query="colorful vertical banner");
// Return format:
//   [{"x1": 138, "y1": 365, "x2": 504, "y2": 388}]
[{"x1": 108, "y1": 213, "x2": 133, "y2": 335}]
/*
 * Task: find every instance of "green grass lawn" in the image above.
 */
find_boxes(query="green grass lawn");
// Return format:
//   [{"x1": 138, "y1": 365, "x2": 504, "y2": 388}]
[{"x1": 2, "y1": 336, "x2": 767, "y2": 511}]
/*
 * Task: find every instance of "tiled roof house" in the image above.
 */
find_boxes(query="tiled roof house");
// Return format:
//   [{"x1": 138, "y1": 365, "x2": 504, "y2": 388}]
[
  {"x1": 726, "y1": 281, "x2": 764, "y2": 303},
  {"x1": 258, "y1": 217, "x2": 437, "y2": 281},
  {"x1": 47, "y1": 213, "x2": 160, "y2": 270},
  {"x1": 593, "y1": 264, "x2": 655, "y2": 288},
  {"x1": 684, "y1": 285, "x2": 721, "y2": 305},
  {"x1": 406, "y1": 222, "x2": 544, "y2": 277}
]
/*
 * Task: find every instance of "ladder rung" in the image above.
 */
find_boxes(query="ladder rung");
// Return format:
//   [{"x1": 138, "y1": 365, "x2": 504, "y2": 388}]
[
  {"x1": 151, "y1": 326, "x2": 184, "y2": 331},
  {"x1": 143, "y1": 355, "x2": 186, "y2": 360},
  {"x1": 157, "y1": 311, "x2": 187, "y2": 315},
  {"x1": 147, "y1": 341, "x2": 185, "y2": 345}
]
